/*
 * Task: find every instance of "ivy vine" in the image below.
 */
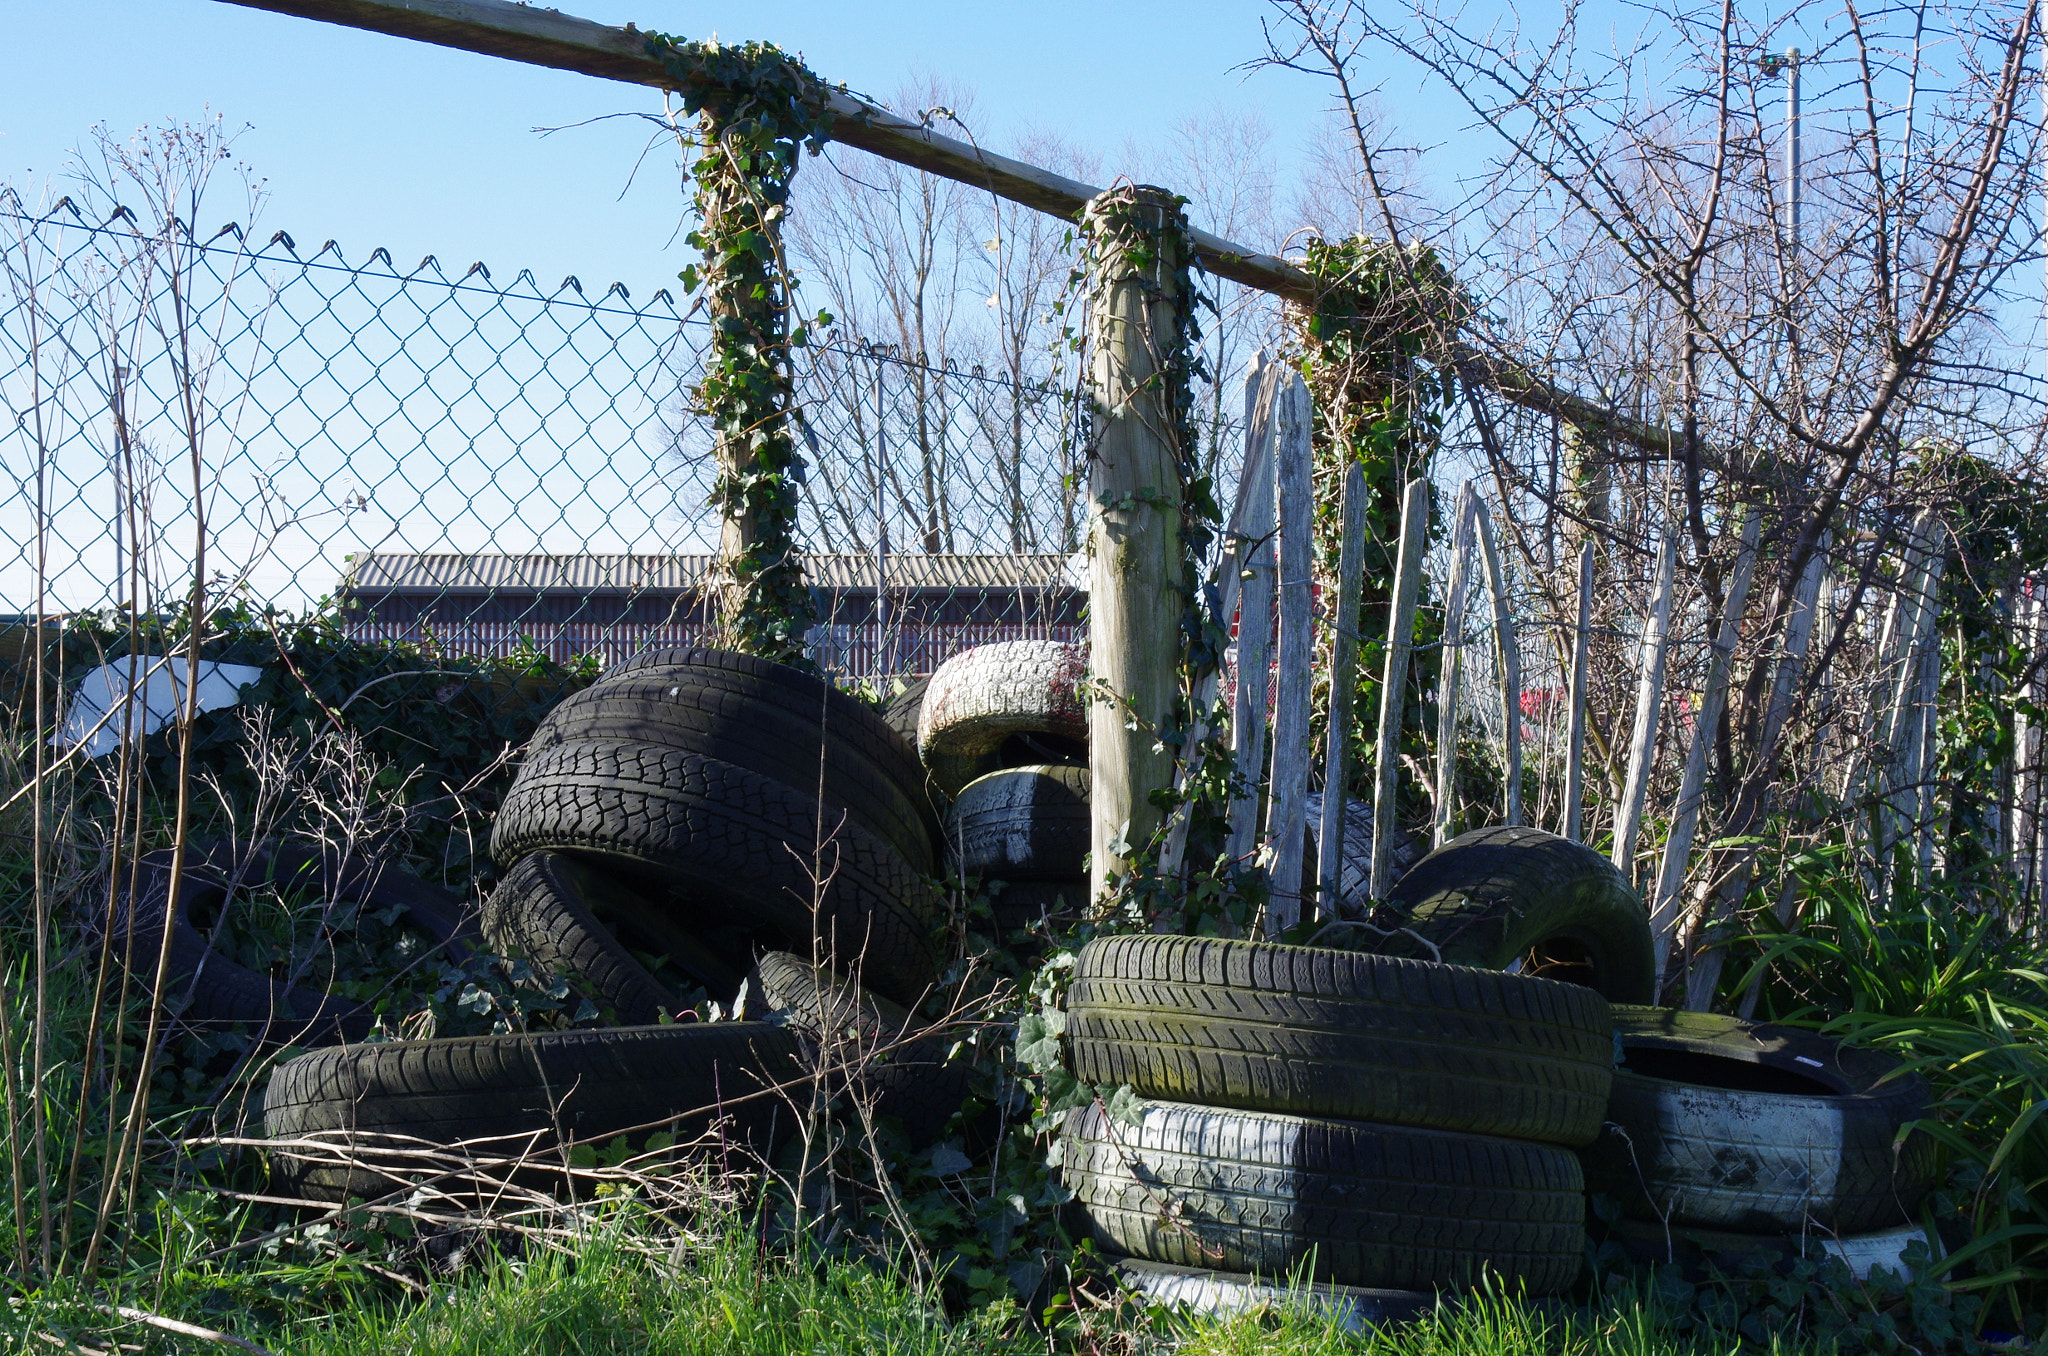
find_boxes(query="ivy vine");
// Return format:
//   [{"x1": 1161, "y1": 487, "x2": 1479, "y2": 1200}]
[
  {"x1": 1293, "y1": 236, "x2": 1461, "y2": 805},
  {"x1": 644, "y1": 34, "x2": 839, "y2": 665}
]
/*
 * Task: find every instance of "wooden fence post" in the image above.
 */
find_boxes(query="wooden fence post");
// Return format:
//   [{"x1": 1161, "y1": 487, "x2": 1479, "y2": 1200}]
[
  {"x1": 1318, "y1": 461, "x2": 1370, "y2": 908},
  {"x1": 1563, "y1": 541, "x2": 1595, "y2": 841},
  {"x1": 1264, "y1": 372, "x2": 1316, "y2": 933},
  {"x1": 1084, "y1": 186, "x2": 1185, "y2": 900},
  {"x1": 1649, "y1": 507, "x2": 1760, "y2": 998},
  {"x1": 1477, "y1": 500, "x2": 1523, "y2": 826},
  {"x1": 1612, "y1": 529, "x2": 1676, "y2": 878},
  {"x1": 1433, "y1": 483, "x2": 1480, "y2": 848},
  {"x1": 1368, "y1": 477, "x2": 1431, "y2": 900}
]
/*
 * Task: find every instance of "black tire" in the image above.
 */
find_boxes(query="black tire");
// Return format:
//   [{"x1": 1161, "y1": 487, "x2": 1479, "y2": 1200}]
[
  {"x1": 748, "y1": 951, "x2": 970, "y2": 1147},
  {"x1": 917, "y1": 640, "x2": 1087, "y2": 798},
  {"x1": 1063, "y1": 1099, "x2": 1586, "y2": 1294},
  {"x1": 1065, "y1": 934, "x2": 1613, "y2": 1147},
  {"x1": 948, "y1": 765, "x2": 1089, "y2": 882},
  {"x1": 1582, "y1": 1007, "x2": 1937, "y2": 1233},
  {"x1": 481, "y1": 850, "x2": 741, "y2": 1025},
  {"x1": 1379, "y1": 826, "x2": 1656, "y2": 1005},
  {"x1": 264, "y1": 1022, "x2": 804, "y2": 1202},
  {"x1": 1302, "y1": 794, "x2": 1423, "y2": 914},
  {"x1": 492, "y1": 741, "x2": 943, "y2": 1005},
  {"x1": 116, "y1": 840, "x2": 473, "y2": 1046},
  {"x1": 539, "y1": 668, "x2": 937, "y2": 872},
  {"x1": 1114, "y1": 1259, "x2": 1435, "y2": 1331},
  {"x1": 599, "y1": 646, "x2": 926, "y2": 803},
  {"x1": 882, "y1": 674, "x2": 929, "y2": 747}
]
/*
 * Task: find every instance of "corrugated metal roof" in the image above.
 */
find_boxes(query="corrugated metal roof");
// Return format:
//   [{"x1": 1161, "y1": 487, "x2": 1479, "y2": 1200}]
[{"x1": 342, "y1": 552, "x2": 1082, "y2": 596}]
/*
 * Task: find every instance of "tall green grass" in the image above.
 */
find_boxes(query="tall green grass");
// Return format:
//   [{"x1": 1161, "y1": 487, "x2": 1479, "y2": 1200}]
[{"x1": 1741, "y1": 846, "x2": 2048, "y2": 1324}]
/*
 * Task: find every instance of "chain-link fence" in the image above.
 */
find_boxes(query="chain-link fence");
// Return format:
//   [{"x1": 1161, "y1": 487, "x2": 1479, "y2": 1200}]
[{"x1": 0, "y1": 190, "x2": 1092, "y2": 682}]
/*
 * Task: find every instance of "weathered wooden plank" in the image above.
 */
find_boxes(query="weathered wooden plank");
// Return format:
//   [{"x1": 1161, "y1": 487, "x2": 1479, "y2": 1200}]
[
  {"x1": 1649, "y1": 508, "x2": 1761, "y2": 996},
  {"x1": 1318, "y1": 462, "x2": 1369, "y2": 909},
  {"x1": 1264, "y1": 373, "x2": 1316, "y2": 933},
  {"x1": 1162, "y1": 352, "x2": 1276, "y2": 878},
  {"x1": 1476, "y1": 500, "x2": 1522, "y2": 827},
  {"x1": 1562, "y1": 541, "x2": 1595, "y2": 842},
  {"x1": 1224, "y1": 360, "x2": 1282, "y2": 871},
  {"x1": 1085, "y1": 189, "x2": 1185, "y2": 899},
  {"x1": 1368, "y1": 478, "x2": 1431, "y2": 899},
  {"x1": 1611, "y1": 530, "x2": 1677, "y2": 878},
  {"x1": 1433, "y1": 484, "x2": 1480, "y2": 848}
]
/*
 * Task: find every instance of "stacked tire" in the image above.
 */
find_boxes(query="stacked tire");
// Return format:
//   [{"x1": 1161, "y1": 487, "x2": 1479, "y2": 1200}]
[
  {"x1": 265, "y1": 646, "x2": 957, "y2": 1201},
  {"x1": 1057, "y1": 933, "x2": 1615, "y2": 1298},
  {"x1": 916, "y1": 640, "x2": 1092, "y2": 938}
]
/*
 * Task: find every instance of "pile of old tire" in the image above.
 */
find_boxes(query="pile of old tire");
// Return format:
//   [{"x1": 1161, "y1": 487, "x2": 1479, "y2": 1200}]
[
  {"x1": 1580, "y1": 1006, "x2": 1939, "y2": 1280},
  {"x1": 1057, "y1": 933, "x2": 1615, "y2": 1300},
  {"x1": 264, "y1": 646, "x2": 956, "y2": 1202},
  {"x1": 490, "y1": 645, "x2": 945, "y2": 1005}
]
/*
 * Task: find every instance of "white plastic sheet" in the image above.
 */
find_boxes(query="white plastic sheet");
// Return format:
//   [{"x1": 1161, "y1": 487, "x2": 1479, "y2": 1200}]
[{"x1": 54, "y1": 656, "x2": 265, "y2": 757}]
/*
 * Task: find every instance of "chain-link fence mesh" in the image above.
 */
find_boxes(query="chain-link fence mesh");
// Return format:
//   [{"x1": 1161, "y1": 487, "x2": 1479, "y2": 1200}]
[{"x1": 0, "y1": 192, "x2": 1094, "y2": 686}]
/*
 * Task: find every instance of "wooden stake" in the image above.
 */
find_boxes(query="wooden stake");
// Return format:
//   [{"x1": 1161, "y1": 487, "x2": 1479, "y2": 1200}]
[
  {"x1": 1612, "y1": 530, "x2": 1676, "y2": 878},
  {"x1": 1319, "y1": 461, "x2": 1369, "y2": 910},
  {"x1": 1084, "y1": 187, "x2": 1185, "y2": 900},
  {"x1": 1648, "y1": 507, "x2": 1760, "y2": 996},
  {"x1": 1563, "y1": 541, "x2": 1595, "y2": 841},
  {"x1": 1433, "y1": 484, "x2": 1480, "y2": 848},
  {"x1": 1263, "y1": 373, "x2": 1315, "y2": 933},
  {"x1": 1477, "y1": 500, "x2": 1523, "y2": 827},
  {"x1": 1369, "y1": 477, "x2": 1431, "y2": 900}
]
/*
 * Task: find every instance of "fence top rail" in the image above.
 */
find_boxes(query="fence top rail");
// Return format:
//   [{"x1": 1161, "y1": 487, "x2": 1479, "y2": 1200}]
[{"x1": 211, "y1": 0, "x2": 1704, "y2": 466}]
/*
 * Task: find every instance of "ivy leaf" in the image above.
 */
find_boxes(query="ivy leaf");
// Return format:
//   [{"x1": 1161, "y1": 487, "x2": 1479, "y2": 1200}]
[
  {"x1": 1103, "y1": 1083, "x2": 1148, "y2": 1128},
  {"x1": 1015, "y1": 1009, "x2": 1065, "y2": 1071},
  {"x1": 927, "y1": 1143, "x2": 973, "y2": 1177}
]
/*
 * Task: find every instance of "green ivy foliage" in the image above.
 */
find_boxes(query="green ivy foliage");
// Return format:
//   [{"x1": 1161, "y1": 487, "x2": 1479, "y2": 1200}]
[
  {"x1": 1296, "y1": 236, "x2": 1460, "y2": 814},
  {"x1": 644, "y1": 34, "x2": 838, "y2": 666}
]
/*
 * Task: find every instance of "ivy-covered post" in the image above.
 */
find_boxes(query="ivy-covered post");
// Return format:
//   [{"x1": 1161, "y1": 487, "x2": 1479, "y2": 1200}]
[
  {"x1": 647, "y1": 36, "x2": 835, "y2": 666},
  {"x1": 1083, "y1": 186, "x2": 1193, "y2": 899}
]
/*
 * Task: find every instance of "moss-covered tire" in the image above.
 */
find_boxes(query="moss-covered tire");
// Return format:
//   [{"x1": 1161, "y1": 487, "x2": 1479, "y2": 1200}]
[
  {"x1": 748, "y1": 951, "x2": 969, "y2": 1147},
  {"x1": 1113, "y1": 1259, "x2": 1435, "y2": 1332},
  {"x1": 263, "y1": 1022, "x2": 804, "y2": 1202},
  {"x1": 117, "y1": 839, "x2": 472, "y2": 1046},
  {"x1": 1063, "y1": 1099, "x2": 1586, "y2": 1294},
  {"x1": 481, "y1": 850, "x2": 741, "y2": 1024},
  {"x1": 948, "y1": 764, "x2": 1089, "y2": 881},
  {"x1": 1065, "y1": 934, "x2": 1614, "y2": 1147},
  {"x1": 1379, "y1": 826, "x2": 1656, "y2": 1005},
  {"x1": 491, "y1": 741, "x2": 943, "y2": 1005},
  {"x1": 1582, "y1": 1007, "x2": 1936, "y2": 1233}
]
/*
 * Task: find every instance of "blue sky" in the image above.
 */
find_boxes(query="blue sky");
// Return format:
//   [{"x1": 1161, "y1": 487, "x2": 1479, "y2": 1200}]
[{"x1": 4, "y1": 0, "x2": 1430, "y2": 297}]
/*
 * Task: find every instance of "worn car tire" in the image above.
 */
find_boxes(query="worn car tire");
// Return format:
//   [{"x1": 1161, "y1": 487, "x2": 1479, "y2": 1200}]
[
  {"x1": 983, "y1": 878, "x2": 1089, "y2": 936},
  {"x1": 948, "y1": 764, "x2": 1089, "y2": 882},
  {"x1": 917, "y1": 640, "x2": 1087, "y2": 797},
  {"x1": 116, "y1": 840, "x2": 472, "y2": 1045},
  {"x1": 1581, "y1": 1007, "x2": 1937, "y2": 1233},
  {"x1": 1066, "y1": 934, "x2": 1614, "y2": 1147},
  {"x1": 481, "y1": 850, "x2": 742, "y2": 1024},
  {"x1": 882, "y1": 674, "x2": 929, "y2": 747},
  {"x1": 1379, "y1": 826, "x2": 1656, "y2": 1005},
  {"x1": 536, "y1": 671, "x2": 936, "y2": 873},
  {"x1": 748, "y1": 951, "x2": 970, "y2": 1147},
  {"x1": 264, "y1": 1022, "x2": 804, "y2": 1202},
  {"x1": 1063, "y1": 1100, "x2": 1586, "y2": 1294},
  {"x1": 599, "y1": 646, "x2": 927, "y2": 802},
  {"x1": 492, "y1": 741, "x2": 942, "y2": 1005},
  {"x1": 1301, "y1": 793, "x2": 1423, "y2": 914}
]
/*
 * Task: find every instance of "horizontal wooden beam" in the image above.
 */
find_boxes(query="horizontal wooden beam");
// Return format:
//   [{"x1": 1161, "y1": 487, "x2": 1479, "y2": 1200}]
[{"x1": 214, "y1": 0, "x2": 1697, "y2": 463}]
